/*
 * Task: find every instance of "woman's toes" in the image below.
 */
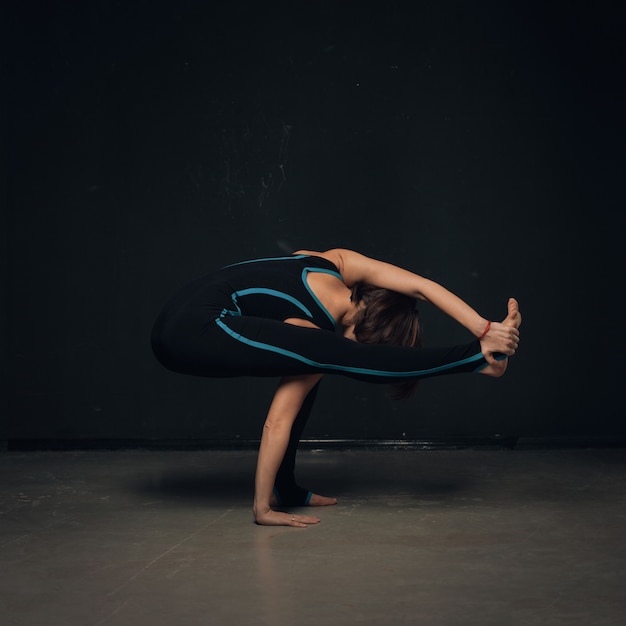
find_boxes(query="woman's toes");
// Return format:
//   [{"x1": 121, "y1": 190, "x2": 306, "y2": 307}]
[{"x1": 308, "y1": 493, "x2": 338, "y2": 506}]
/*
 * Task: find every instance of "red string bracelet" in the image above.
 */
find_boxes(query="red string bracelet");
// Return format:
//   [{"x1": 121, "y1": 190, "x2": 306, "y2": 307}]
[{"x1": 478, "y1": 320, "x2": 491, "y2": 340}]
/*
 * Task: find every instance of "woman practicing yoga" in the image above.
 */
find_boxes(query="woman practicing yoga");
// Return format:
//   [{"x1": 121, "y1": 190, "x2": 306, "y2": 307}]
[{"x1": 151, "y1": 248, "x2": 521, "y2": 527}]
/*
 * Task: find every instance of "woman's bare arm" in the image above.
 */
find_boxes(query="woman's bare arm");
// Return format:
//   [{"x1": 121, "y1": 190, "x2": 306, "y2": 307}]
[{"x1": 298, "y1": 248, "x2": 519, "y2": 363}]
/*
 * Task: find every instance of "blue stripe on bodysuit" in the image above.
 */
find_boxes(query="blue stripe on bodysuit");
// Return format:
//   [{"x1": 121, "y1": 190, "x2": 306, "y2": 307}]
[
  {"x1": 224, "y1": 255, "x2": 341, "y2": 329},
  {"x1": 215, "y1": 318, "x2": 484, "y2": 378},
  {"x1": 301, "y1": 267, "x2": 343, "y2": 328},
  {"x1": 232, "y1": 288, "x2": 313, "y2": 318}
]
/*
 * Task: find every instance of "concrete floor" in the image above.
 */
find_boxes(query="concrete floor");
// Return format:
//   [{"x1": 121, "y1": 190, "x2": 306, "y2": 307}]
[{"x1": 0, "y1": 448, "x2": 625, "y2": 626}]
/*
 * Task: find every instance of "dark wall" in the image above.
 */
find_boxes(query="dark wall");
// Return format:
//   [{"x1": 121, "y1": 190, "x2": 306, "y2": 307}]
[
  {"x1": 6, "y1": 1, "x2": 626, "y2": 443},
  {"x1": 1, "y1": 47, "x2": 7, "y2": 445}
]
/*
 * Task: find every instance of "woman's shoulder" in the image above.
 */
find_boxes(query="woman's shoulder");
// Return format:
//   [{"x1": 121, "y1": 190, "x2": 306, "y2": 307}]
[
  {"x1": 294, "y1": 249, "x2": 354, "y2": 271},
  {"x1": 295, "y1": 249, "x2": 349, "y2": 273}
]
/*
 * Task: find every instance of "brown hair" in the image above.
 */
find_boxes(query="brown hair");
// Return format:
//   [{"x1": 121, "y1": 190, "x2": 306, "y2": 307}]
[{"x1": 350, "y1": 283, "x2": 422, "y2": 399}]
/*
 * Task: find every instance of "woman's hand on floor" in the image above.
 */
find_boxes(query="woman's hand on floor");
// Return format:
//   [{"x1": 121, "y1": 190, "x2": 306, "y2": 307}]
[{"x1": 254, "y1": 507, "x2": 321, "y2": 528}]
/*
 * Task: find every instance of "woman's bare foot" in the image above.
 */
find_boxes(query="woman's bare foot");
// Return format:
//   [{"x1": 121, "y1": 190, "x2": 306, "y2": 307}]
[
  {"x1": 270, "y1": 491, "x2": 338, "y2": 507},
  {"x1": 308, "y1": 493, "x2": 338, "y2": 506}
]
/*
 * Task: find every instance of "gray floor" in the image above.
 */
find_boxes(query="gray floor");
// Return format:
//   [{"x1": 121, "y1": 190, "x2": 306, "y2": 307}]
[{"x1": 1, "y1": 448, "x2": 625, "y2": 626}]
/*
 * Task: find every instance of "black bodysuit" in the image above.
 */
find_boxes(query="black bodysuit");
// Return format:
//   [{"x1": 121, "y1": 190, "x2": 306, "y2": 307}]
[{"x1": 151, "y1": 254, "x2": 488, "y2": 381}]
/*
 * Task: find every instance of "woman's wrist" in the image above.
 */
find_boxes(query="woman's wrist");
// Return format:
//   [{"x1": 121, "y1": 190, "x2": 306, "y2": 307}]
[
  {"x1": 470, "y1": 317, "x2": 490, "y2": 338},
  {"x1": 477, "y1": 320, "x2": 491, "y2": 340}
]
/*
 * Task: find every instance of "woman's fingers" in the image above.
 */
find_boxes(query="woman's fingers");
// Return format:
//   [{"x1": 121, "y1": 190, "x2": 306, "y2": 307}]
[
  {"x1": 504, "y1": 328, "x2": 519, "y2": 352},
  {"x1": 480, "y1": 327, "x2": 519, "y2": 364},
  {"x1": 289, "y1": 513, "x2": 321, "y2": 527},
  {"x1": 281, "y1": 511, "x2": 320, "y2": 528},
  {"x1": 491, "y1": 323, "x2": 520, "y2": 353},
  {"x1": 479, "y1": 299, "x2": 521, "y2": 373}
]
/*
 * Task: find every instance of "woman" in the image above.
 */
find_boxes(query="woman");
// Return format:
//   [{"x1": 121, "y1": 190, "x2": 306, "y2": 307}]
[{"x1": 151, "y1": 248, "x2": 521, "y2": 527}]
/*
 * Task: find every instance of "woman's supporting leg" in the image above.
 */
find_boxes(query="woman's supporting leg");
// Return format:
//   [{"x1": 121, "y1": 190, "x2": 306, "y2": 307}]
[
  {"x1": 273, "y1": 380, "x2": 320, "y2": 506},
  {"x1": 253, "y1": 376, "x2": 323, "y2": 527}
]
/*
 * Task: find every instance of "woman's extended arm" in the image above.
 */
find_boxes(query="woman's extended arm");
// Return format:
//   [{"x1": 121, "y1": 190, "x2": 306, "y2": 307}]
[
  {"x1": 253, "y1": 374, "x2": 323, "y2": 528},
  {"x1": 299, "y1": 248, "x2": 519, "y2": 363}
]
